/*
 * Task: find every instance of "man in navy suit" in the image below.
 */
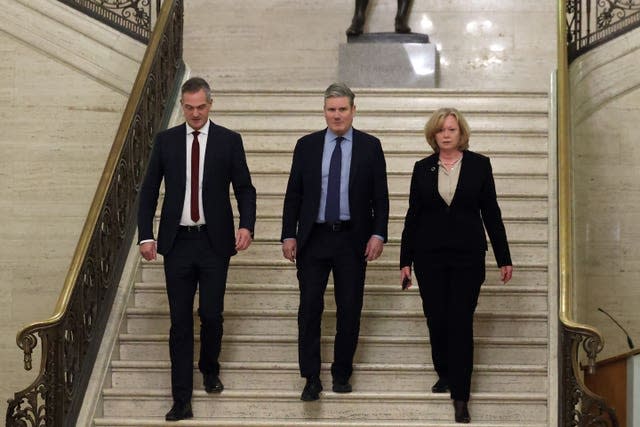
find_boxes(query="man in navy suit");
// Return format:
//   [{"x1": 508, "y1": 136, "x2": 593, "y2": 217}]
[
  {"x1": 138, "y1": 77, "x2": 256, "y2": 421},
  {"x1": 281, "y1": 82, "x2": 389, "y2": 401}
]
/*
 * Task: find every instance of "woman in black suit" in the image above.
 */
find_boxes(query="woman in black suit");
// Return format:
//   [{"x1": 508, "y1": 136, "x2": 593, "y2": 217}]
[{"x1": 399, "y1": 108, "x2": 513, "y2": 423}]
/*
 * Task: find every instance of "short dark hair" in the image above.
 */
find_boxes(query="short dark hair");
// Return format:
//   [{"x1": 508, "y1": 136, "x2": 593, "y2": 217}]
[
  {"x1": 181, "y1": 77, "x2": 212, "y2": 102},
  {"x1": 324, "y1": 82, "x2": 355, "y2": 106}
]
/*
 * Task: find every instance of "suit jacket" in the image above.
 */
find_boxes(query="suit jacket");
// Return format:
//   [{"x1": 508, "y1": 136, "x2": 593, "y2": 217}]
[
  {"x1": 138, "y1": 121, "x2": 256, "y2": 257},
  {"x1": 281, "y1": 128, "x2": 389, "y2": 253},
  {"x1": 400, "y1": 150, "x2": 511, "y2": 268}
]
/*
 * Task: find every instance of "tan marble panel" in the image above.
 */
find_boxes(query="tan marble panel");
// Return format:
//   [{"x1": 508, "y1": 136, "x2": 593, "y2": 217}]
[
  {"x1": 572, "y1": 52, "x2": 640, "y2": 359},
  {"x1": 0, "y1": 33, "x2": 127, "y2": 417}
]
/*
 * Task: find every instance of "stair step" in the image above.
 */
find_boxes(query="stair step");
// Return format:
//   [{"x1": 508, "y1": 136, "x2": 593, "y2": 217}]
[
  {"x1": 247, "y1": 216, "x2": 548, "y2": 242},
  {"x1": 134, "y1": 283, "x2": 549, "y2": 312},
  {"x1": 211, "y1": 89, "x2": 549, "y2": 114},
  {"x1": 125, "y1": 308, "x2": 548, "y2": 338},
  {"x1": 118, "y1": 334, "x2": 548, "y2": 365},
  {"x1": 229, "y1": 241, "x2": 548, "y2": 265},
  {"x1": 100, "y1": 389, "x2": 548, "y2": 422},
  {"x1": 95, "y1": 419, "x2": 548, "y2": 427},
  {"x1": 212, "y1": 113, "x2": 548, "y2": 135},
  {"x1": 253, "y1": 192, "x2": 548, "y2": 218},
  {"x1": 245, "y1": 152, "x2": 547, "y2": 175},
  {"x1": 247, "y1": 172, "x2": 549, "y2": 197},
  {"x1": 142, "y1": 261, "x2": 548, "y2": 286},
  {"x1": 240, "y1": 131, "x2": 548, "y2": 154},
  {"x1": 110, "y1": 361, "x2": 547, "y2": 393}
]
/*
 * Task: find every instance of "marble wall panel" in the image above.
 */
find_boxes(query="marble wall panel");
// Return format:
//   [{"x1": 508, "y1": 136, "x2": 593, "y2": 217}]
[
  {"x1": 571, "y1": 30, "x2": 640, "y2": 358},
  {"x1": 183, "y1": 0, "x2": 556, "y2": 91},
  {"x1": 0, "y1": 33, "x2": 126, "y2": 418}
]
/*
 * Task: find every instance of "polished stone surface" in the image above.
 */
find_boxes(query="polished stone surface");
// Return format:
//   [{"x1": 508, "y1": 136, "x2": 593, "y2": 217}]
[
  {"x1": 571, "y1": 27, "x2": 640, "y2": 360},
  {"x1": 183, "y1": 0, "x2": 556, "y2": 91},
  {"x1": 338, "y1": 41, "x2": 436, "y2": 87}
]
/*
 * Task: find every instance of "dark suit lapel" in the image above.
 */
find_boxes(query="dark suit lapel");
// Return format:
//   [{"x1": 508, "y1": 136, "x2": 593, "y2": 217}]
[
  {"x1": 175, "y1": 123, "x2": 187, "y2": 190},
  {"x1": 309, "y1": 130, "x2": 326, "y2": 209},
  {"x1": 449, "y1": 150, "x2": 468, "y2": 207},
  {"x1": 202, "y1": 120, "x2": 217, "y2": 189},
  {"x1": 348, "y1": 129, "x2": 363, "y2": 192},
  {"x1": 424, "y1": 154, "x2": 445, "y2": 206}
]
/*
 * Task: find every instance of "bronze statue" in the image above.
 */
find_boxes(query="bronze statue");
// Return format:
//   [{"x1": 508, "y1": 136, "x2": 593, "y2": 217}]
[{"x1": 346, "y1": 0, "x2": 412, "y2": 36}]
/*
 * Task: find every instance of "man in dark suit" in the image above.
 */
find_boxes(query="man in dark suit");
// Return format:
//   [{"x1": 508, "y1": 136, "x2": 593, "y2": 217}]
[
  {"x1": 281, "y1": 82, "x2": 389, "y2": 401},
  {"x1": 137, "y1": 77, "x2": 256, "y2": 421}
]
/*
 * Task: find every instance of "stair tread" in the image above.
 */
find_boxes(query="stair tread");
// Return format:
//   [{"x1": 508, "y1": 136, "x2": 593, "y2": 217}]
[
  {"x1": 101, "y1": 388, "x2": 548, "y2": 401},
  {"x1": 126, "y1": 307, "x2": 549, "y2": 319},
  {"x1": 111, "y1": 360, "x2": 547, "y2": 372},
  {"x1": 118, "y1": 333, "x2": 548, "y2": 345},
  {"x1": 94, "y1": 417, "x2": 548, "y2": 427}
]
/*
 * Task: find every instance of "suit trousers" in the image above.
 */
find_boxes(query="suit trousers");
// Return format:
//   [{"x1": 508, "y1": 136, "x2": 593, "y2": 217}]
[
  {"x1": 163, "y1": 227, "x2": 230, "y2": 403},
  {"x1": 296, "y1": 226, "x2": 367, "y2": 381},
  {"x1": 414, "y1": 249, "x2": 485, "y2": 402}
]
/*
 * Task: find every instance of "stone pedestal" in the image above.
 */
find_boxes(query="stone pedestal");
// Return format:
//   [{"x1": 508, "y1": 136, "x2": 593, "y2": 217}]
[{"x1": 338, "y1": 33, "x2": 437, "y2": 88}]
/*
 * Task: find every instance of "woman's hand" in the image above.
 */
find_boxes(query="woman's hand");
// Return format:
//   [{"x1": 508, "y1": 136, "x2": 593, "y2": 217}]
[{"x1": 400, "y1": 266, "x2": 412, "y2": 290}]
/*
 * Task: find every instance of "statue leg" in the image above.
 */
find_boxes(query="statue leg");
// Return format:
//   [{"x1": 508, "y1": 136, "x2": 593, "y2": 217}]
[
  {"x1": 346, "y1": 0, "x2": 369, "y2": 36},
  {"x1": 395, "y1": 0, "x2": 412, "y2": 33}
]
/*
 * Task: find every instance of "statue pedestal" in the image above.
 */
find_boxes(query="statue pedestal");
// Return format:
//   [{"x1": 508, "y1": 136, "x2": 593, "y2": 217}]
[{"x1": 338, "y1": 33, "x2": 437, "y2": 88}]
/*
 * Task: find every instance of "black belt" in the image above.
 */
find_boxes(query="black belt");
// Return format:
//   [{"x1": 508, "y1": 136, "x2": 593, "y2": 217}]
[
  {"x1": 315, "y1": 221, "x2": 352, "y2": 232},
  {"x1": 179, "y1": 224, "x2": 207, "y2": 232}
]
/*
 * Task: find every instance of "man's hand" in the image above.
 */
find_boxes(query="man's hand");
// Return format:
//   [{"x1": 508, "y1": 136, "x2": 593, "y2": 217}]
[
  {"x1": 400, "y1": 266, "x2": 412, "y2": 290},
  {"x1": 282, "y1": 239, "x2": 297, "y2": 263},
  {"x1": 500, "y1": 265, "x2": 513, "y2": 284},
  {"x1": 235, "y1": 228, "x2": 253, "y2": 251},
  {"x1": 364, "y1": 236, "x2": 384, "y2": 262},
  {"x1": 139, "y1": 241, "x2": 157, "y2": 261}
]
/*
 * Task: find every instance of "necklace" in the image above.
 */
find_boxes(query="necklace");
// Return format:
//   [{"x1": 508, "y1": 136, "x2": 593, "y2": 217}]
[{"x1": 439, "y1": 155, "x2": 462, "y2": 166}]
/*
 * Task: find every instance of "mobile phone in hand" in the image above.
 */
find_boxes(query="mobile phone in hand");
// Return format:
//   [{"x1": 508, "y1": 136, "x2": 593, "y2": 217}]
[{"x1": 402, "y1": 277, "x2": 411, "y2": 290}]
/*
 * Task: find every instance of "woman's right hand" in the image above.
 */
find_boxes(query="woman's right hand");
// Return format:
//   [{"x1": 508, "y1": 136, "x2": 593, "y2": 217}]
[{"x1": 400, "y1": 266, "x2": 412, "y2": 290}]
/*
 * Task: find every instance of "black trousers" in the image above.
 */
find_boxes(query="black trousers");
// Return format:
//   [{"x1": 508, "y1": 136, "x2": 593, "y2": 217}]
[
  {"x1": 296, "y1": 226, "x2": 367, "y2": 381},
  {"x1": 414, "y1": 249, "x2": 485, "y2": 402},
  {"x1": 163, "y1": 227, "x2": 230, "y2": 404}
]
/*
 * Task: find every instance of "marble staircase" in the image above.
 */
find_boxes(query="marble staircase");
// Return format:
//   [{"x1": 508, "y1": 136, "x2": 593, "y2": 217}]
[{"x1": 92, "y1": 89, "x2": 552, "y2": 426}]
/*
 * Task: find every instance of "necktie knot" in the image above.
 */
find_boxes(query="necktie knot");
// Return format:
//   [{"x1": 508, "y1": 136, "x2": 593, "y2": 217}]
[
  {"x1": 335, "y1": 136, "x2": 344, "y2": 144},
  {"x1": 193, "y1": 130, "x2": 200, "y2": 139}
]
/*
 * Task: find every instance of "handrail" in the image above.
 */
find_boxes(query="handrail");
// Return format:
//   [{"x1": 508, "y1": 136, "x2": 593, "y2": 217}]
[
  {"x1": 567, "y1": 0, "x2": 640, "y2": 62},
  {"x1": 5, "y1": 0, "x2": 184, "y2": 425},
  {"x1": 57, "y1": 0, "x2": 162, "y2": 43},
  {"x1": 557, "y1": 1, "x2": 619, "y2": 425}
]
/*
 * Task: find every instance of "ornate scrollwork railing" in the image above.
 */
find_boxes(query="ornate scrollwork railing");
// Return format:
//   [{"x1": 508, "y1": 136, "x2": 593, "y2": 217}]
[
  {"x1": 58, "y1": 0, "x2": 162, "y2": 43},
  {"x1": 5, "y1": 1, "x2": 184, "y2": 426},
  {"x1": 558, "y1": 1, "x2": 619, "y2": 426},
  {"x1": 567, "y1": 0, "x2": 640, "y2": 62}
]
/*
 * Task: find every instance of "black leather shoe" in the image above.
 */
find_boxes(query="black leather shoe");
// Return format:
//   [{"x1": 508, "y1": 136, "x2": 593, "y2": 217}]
[
  {"x1": 431, "y1": 378, "x2": 450, "y2": 393},
  {"x1": 204, "y1": 373, "x2": 224, "y2": 393},
  {"x1": 301, "y1": 376, "x2": 323, "y2": 401},
  {"x1": 165, "y1": 401, "x2": 193, "y2": 422},
  {"x1": 453, "y1": 400, "x2": 471, "y2": 423},
  {"x1": 332, "y1": 377, "x2": 352, "y2": 393}
]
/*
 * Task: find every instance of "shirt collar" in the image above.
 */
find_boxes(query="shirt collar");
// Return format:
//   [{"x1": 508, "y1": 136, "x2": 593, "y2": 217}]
[
  {"x1": 326, "y1": 127, "x2": 353, "y2": 143},
  {"x1": 187, "y1": 120, "x2": 210, "y2": 136}
]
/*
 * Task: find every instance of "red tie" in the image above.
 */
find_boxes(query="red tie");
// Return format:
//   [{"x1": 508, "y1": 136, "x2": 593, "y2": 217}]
[{"x1": 191, "y1": 131, "x2": 200, "y2": 222}]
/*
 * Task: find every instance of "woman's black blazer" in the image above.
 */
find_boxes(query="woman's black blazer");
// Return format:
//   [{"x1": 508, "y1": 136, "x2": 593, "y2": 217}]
[{"x1": 400, "y1": 150, "x2": 511, "y2": 268}]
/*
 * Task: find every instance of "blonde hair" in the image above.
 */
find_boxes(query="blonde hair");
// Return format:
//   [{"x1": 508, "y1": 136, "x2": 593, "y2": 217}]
[{"x1": 424, "y1": 108, "x2": 470, "y2": 153}]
